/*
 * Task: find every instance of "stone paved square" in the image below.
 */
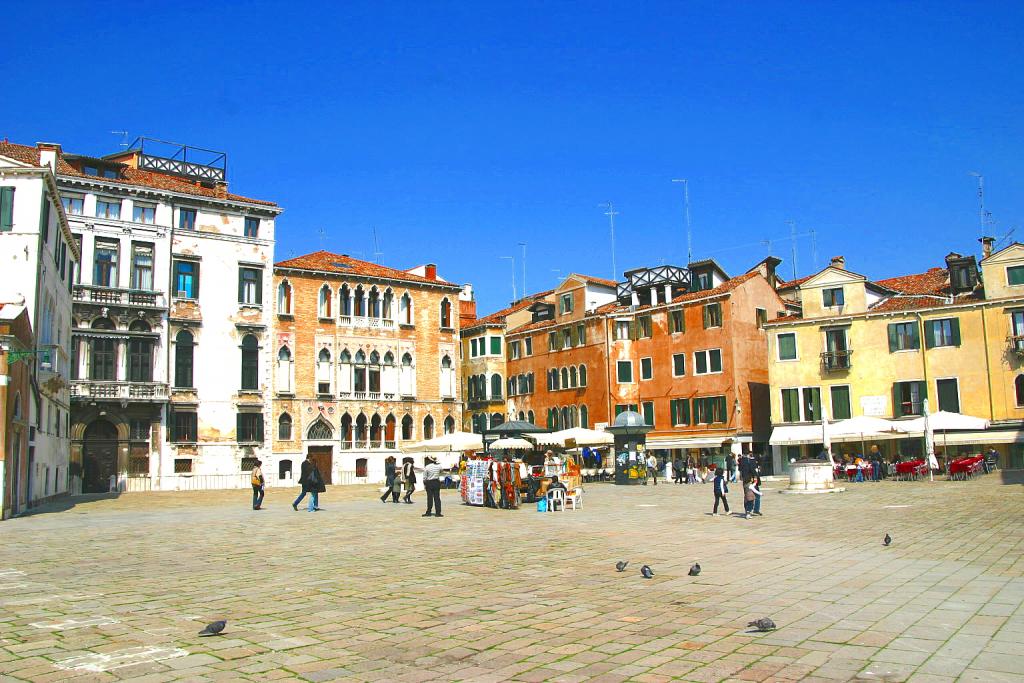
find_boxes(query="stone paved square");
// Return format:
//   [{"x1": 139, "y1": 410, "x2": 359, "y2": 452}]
[{"x1": 1, "y1": 475, "x2": 1022, "y2": 682}]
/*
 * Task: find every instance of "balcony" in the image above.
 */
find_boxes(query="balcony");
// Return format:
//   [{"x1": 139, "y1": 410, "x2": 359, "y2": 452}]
[
  {"x1": 74, "y1": 285, "x2": 166, "y2": 309},
  {"x1": 1009, "y1": 335, "x2": 1024, "y2": 357},
  {"x1": 820, "y1": 350, "x2": 853, "y2": 372},
  {"x1": 71, "y1": 380, "x2": 169, "y2": 402},
  {"x1": 338, "y1": 316, "x2": 395, "y2": 329}
]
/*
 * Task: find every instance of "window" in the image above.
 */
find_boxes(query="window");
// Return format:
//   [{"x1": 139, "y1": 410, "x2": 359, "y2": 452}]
[
  {"x1": 562, "y1": 328, "x2": 572, "y2": 349},
  {"x1": 0, "y1": 186, "x2": 12, "y2": 232},
  {"x1": 524, "y1": 338, "x2": 533, "y2": 356},
  {"x1": 95, "y1": 198, "x2": 121, "y2": 219},
  {"x1": 401, "y1": 415, "x2": 414, "y2": 440},
  {"x1": 548, "y1": 331, "x2": 557, "y2": 351},
  {"x1": 893, "y1": 381, "x2": 926, "y2": 417},
  {"x1": 672, "y1": 353, "x2": 686, "y2": 377},
  {"x1": 244, "y1": 216, "x2": 259, "y2": 238},
  {"x1": 90, "y1": 337, "x2": 115, "y2": 380},
  {"x1": 307, "y1": 419, "x2": 333, "y2": 440},
  {"x1": 694, "y1": 349, "x2": 723, "y2": 375},
  {"x1": 936, "y1": 378, "x2": 960, "y2": 413},
  {"x1": 615, "y1": 404, "x2": 639, "y2": 416},
  {"x1": 670, "y1": 398, "x2": 690, "y2": 426},
  {"x1": 1016, "y1": 375, "x2": 1024, "y2": 408},
  {"x1": 490, "y1": 374, "x2": 502, "y2": 399},
  {"x1": 399, "y1": 292, "x2": 412, "y2": 324},
  {"x1": 925, "y1": 318, "x2": 961, "y2": 348},
  {"x1": 128, "y1": 337, "x2": 153, "y2": 382},
  {"x1": 616, "y1": 360, "x2": 633, "y2": 383},
  {"x1": 640, "y1": 357, "x2": 653, "y2": 381},
  {"x1": 130, "y1": 243, "x2": 154, "y2": 290},
  {"x1": 693, "y1": 396, "x2": 727, "y2": 424},
  {"x1": 237, "y1": 413, "x2": 264, "y2": 443},
  {"x1": 170, "y1": 411, "x2": 198, "y2": 442},
  {"x1": 560, "y1": 293, "x2": 573, "y2": 314},
  {"x1": 490, "y1": 336, "x2": 501, "y2": 355},
  {"x1": 830, "y1": 385, "x2": 852, "y2": 420},
  {"x1": 317, "y1": 349, "x2": 332, "y2": 395},
  {"x1": 823, "y1": 287, "x2": 845, "y2": 307},
  {"x1": 318, "y1": 285, "x2": 332, "y2": 318},
  {"x1": 615, "y1": 320, "x2": 630, "y2": 340},
  {"x1": 637, "y1": 315, "x2": 652, "y2": 338},
  {"x1": 642, "y1": 401, "x2": 655, "y2": 426},
  {"x1": 692, "y1": 271, "x2": 712, "y2": 291},
  {"x1": 578, "y1": 365, "x2": 586, "y2": 387},
  {"x1": 93, "y1": 240, "x2": 119, "y2": 287},
  {"x1": 423, "y1": 415, "x2": 435, "y2": 440},
  {"x1": 238, "y1": 267, "x2": 262, "y2": 305},
  {"x1": 173, "y1": 260, "x2": 199, "y2": 298},
  {"x1": 781, "y1": 387, "x2": 820, "y2": 422},
  {"x1": 577, "y1": 323, "x2": 586, "y2": 345},
  {"x1": 170, "y1": 330, "x2": 194, "y2": 388},
  {"x1": 277, "y1": 281, "x2": 292, "y2": 315},
  {"x1": 509, "y1": 341, "x2": 521, "y2": 360},
  {"x1": 178, "y1": 208, "x2": 197, "y2": 231},
  {"x1": 241, "y1": 457, "x2": 259, "y2": 472},
  {"x1": 669, "y1": 309, "x2": 685, "y2": 334},
  {"x1": 174, "y1": 458, "x2": 194, "y2": 473},
  {"x1": 132, "y1": 203, "x2": 155, "y2": 224},
  {"x1": 777, "y1": 333, "x2": 797, "y2": 361},
  {"x1": 756, "y1": 308, "x2": 768, "y2": 328},
  {"x1": 61, "y1": 195, "x2": 83, "y2": 216},
  {"x1": 580, "y1": 405, "x2": 588, "y2": 428},
  {"x1": 888, "y1": 322, "x2": 920, "y2": 352},
  {"x1": 440, "y1": 298, "x2": 452, "y2": 328},
  {"x1": 240, "y1": 335, "x2": 259, "y2": 390},
  {"x1": 703, "y1": 303, "x2": 722, "y2": 328}
]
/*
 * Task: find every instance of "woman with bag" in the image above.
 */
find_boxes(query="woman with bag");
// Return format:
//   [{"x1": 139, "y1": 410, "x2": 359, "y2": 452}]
[
  {"x1": 401, "y1": 457, "x2": 416, "y2": 504},
  {"x1": 251, "y1": 460, "x2": 265, "y2": 510},
  {"x1": 293, "y1": 453, "x2": 324, "y2": 512},
  {"x1": 380, "y1": 455, "x2": 399, "y2": 503}
]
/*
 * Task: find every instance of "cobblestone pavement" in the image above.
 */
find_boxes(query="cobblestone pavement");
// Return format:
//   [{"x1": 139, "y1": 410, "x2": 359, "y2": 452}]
[{"x1": 1, "y1": 473, "x2": 1022, "y2": 683}]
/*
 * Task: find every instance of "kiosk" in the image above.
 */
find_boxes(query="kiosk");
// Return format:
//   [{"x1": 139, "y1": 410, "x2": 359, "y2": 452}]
[{"x1": 607, "y1": 410, "x2": 653, "y2": 485}]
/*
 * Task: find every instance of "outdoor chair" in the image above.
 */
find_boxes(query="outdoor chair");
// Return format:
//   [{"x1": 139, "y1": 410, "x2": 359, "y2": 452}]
[
  {"x1": 565, "y1": 487, "x2": 583, "y2": 510},
  {"x1": 546, "y1": 488, "x2": 566, "y2": 512}
]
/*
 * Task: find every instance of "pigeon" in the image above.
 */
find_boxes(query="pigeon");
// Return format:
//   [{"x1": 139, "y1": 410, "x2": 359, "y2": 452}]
[
  {"x1": 198, "y1": 620, "x2": 226, "y2": 637},
  {"x1": 688, "y1": 562, "x2": 701, "y2": 576},
  {"x1": 615, "y1": 561, "x2": 629, "y2": 572},
  {"x1": 747, "y1": 617, "x2": 776, "y2": 632},
  {"x1": 883, "y1": 533, "x2": 892, "y2": 547},
  {"x1": 640, "y1": 565, "x2": 654, "y2": 579}
]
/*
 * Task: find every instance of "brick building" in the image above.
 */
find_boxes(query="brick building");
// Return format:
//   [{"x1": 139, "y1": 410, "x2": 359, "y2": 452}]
[
  {"x1": 505, "y1": 260, "x2": 786, "y2": 467},
  {"x1": 272, "y1": 252, "x2": 463, "y2": 484}
]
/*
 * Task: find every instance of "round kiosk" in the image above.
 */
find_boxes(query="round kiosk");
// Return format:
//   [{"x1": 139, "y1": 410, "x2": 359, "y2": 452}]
[{"x1": 607, "y1": 410, "x2": 652, "y2": 485}]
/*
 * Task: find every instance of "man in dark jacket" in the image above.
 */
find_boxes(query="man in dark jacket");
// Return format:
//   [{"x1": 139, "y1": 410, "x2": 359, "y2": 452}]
[{"x1": 293, "y1": 454, "x2": 324, "y2": 512}]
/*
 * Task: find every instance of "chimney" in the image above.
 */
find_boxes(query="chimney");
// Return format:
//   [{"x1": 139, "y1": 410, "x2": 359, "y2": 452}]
[
  {"x1": 830, "y1": 255, "x2": 846, "y2": 270},
  {"x1": 980, "y1": 236, "x2": 995, "y2": 259},
  {"x1": 36, "y1": 142, "x2": 61, "y2": 172},
  {"x1": 424, "y1": 263, "x2": 437, "y2": 280},
  {"x1": 214, "y1": 181, "x2": 228, "y2": 199}
]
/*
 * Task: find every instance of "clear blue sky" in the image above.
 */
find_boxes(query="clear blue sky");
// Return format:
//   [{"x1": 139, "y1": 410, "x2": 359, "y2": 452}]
[{"x1": 6, "y1": 1, "x2": 1023, "y2": 314}]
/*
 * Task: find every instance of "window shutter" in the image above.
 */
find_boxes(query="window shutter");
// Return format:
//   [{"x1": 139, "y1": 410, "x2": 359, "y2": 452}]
[
  {"x1": 887, "y1": 324, "x2": 898, "y2": 353},
  {"x1": 951, "y1": 318, "x2": 961, "y2": 346},
  {"x1": 917, "y1": 380, "x2": 928, "y2": 402},
  {"x1": 909, "y1": 322, "x2": 920, "y2": 349},
  {"x1": 255, "y1": 270, "x2": 263, "y2": 304},
  {"x1": 628, "y1": 321, "x2": 637, "y2": 340},
  {"x1": 237, "y1": 270, "x2": 244, "y2": 303},
  {"x1": 0, "y1": 187, "x2": 14, "y2": 231},
  {"x1": 924, "y1": 320, "x2": 936, "y2": 349},
  {"x1": 892, "y1": 383, "x2": 902, "y2": 418}
]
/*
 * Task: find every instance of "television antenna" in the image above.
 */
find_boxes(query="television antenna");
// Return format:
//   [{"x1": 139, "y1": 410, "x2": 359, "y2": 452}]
[
  {"x1": 599, "y1": 201, "x2": 619, "y2": 280},
  {"x1": 372, "y1": 226, "x2": 383, "y2": 264},
  {"x1": 786, "y1": 220, "x2": 798, "y2": 278},
  {"x1": 318, "y1": 227, "x2": 327, "y2": 248},
  {"x1": 969, "y1": 172, "x2": 996, "y2": 234},
  {"x1": 671, "y1": 179, "x2": 693, "y2": 264},
  {"x1": 551, "y1": 268, "x2": 562, "y2": 282},
  {"x1": 110, "y1": 130, "x2": 130, "y2": 148},
  {"x1": 995, "y1": 227, "x2": 1017, "y2": 250},
  {"x1": 500, "y1": 255, "x2": 517, "y2": 302}
]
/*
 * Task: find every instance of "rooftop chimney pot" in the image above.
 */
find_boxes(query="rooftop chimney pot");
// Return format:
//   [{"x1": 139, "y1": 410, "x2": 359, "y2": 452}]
[
  {"x1": 830, "y1": 255, "x2": 846, "y2": 269},
  {"x1": 424, "y1": 263, "x2": 437, "y2": 280},
  {"x1": 980, "y1": 236, "x2": 995, "y2": 259}
]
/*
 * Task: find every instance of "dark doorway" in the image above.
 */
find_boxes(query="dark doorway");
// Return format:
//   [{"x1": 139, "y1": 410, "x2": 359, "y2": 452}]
[
  {"x1": 308, "y1": 446, "x2": 333, "y2": 485},
  {"x1": 83, "y1": 420, "x2": 118, "y2": 493}
]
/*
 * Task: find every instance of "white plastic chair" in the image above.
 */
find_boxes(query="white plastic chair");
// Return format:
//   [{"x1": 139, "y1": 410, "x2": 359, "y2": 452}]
[
  {"x1": 566, "y1": 487, "x2": 583, "y2": 510},
  {"x1": 547, "y1": 488, "x2": 566, "y2": 512}
]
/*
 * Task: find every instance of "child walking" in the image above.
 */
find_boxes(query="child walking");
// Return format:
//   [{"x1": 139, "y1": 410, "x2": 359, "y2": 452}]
[
  {"x1": 744, "y1": 478, "x2": 761, "y2": 519},
  {"x1": 712, "y1": 467, "x2": 730, "y2": 516}
]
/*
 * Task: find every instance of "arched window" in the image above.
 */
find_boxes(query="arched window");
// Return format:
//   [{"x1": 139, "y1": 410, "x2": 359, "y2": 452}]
[
  {"x1": 241, "y1": 335, "x2": 259, "y2": 390},
  {"x1": 401, "y1": 414, "x2": 414, "y2": 440},
  {"x1": 488, "y1": 413, "x2": 502, "y2": 428},
  {"x1": 490, "y1": 374, "x2": 502, "y2": 400},
  {"x1": 553, "y1": 369, "x2": 561, "y2": 391},
  {"x1": 340, "y1": 348, "x2": 351, "y2": 363},
  {"x1": 1016, "y1": 375, "x2": 1024, "y2": 408},
  {"x1": 277, "y1": 280, "x2": 292, "y2": 315},
  {"x1": 318, "y1": 284, "x2": 332, "y2": 318},
  {"x1": 560, "y1": 367, "x2": 569, "y2": 389},
  {"x1": 92, "y1": 317, "x2": 115, "y2": 330},
  {"x1": 528, "y1": 410, "x2": 535, "y2": 425},
  {"x1": 174, "y1": 330, "x2": 194, "y2": 388},
  {"x1": 441, "y1": 355, "x2": 452, "y2": 369},
  {"x1": 317, "y1": 348, "x2": 332, "y2": 394},
  {"x1": 341, "y1": 413, "x2": 353, "y2": 446},
  {"x1": 12, "y1": 392, "x2": 21, "y2": 420},
  {"x1": 354, "y1": 285, "x2": 365, "y2": 316},
  {"x1": 383, "y1": 288, "x2": 394, "y2": 319},
  {"x1": 508, "y1": 377, "x2": 516, "y2": 397},
  {"x1": 580, "y1": 405, "x2": 589, "y2": 428},
  {"x1": 278, "y1": 413, "x2": 292, "y2": 440},
  {"x1": 561, "y1": 406, "x2": 570, "y2": 429},
  {"x1": 518, "y1": 411, "x2": 525, "y2": 421},
  {"x1": 440, "y1": 298, "x2": 452, "y2": 328},
  {"x1": 355, "y1": 414, "x2": 368, "y2": 445},
  {"x1": 353, "y1": 350, "x2": 367, "y2": 393},
  {"x1": 307, "y1": 418, "x2": 333, "y2": 440},
  {"x1": 370, "y1": 414, "x2": 383, "y2": 447},
  {"x1": 384, "y1": 351, "x2": 395, "y2": 365},
  {"x1": 340, "y1": 284, "x2": 352, "y2": 316},
  {"x1": 279, "y1": 459, "x2": 293, "y2": 479},
  {"x1": 400, "y1": 292, "x2": 413, "y2": 325},
  {"x1": 368, "y1": 286, "x2": 380, "y2": 318},
  {"x1": 444, "y1": 415, "x2": 455, "y2": 434},
  {"x1": 570, "y1": 405, "x2": 579, "y2": 428},
  {"x1": 385, "y1": 414, "x2": 397, "y2": 445},
  {"x1": 423, "y1": 415, "x2": 435, "y2": 440},
  {"x1": 277, "y1": 345, "x2": 293, "y2": 393},
  {"x1": 370, "y1": 350, "x2": 380, "y2": 364},
  {"x1": 400, "y1": 353, "x2": 415, "y2": 397},
  {"x1": 569, "y1": 366, "x2": 578, "y2": 388},
  {"x1": 355, "y1": 350, "x2": 366, "y2": 364},
  {"x1": 579, "y1": 364, "x2": 587, "y2": 387}
]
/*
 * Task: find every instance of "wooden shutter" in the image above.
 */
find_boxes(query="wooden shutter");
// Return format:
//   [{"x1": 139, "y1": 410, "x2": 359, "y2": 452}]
[
  {"x1": 909, "y1": 322, "x2": 920, "y2": 349},
  {"x1": 887, "y1": 323, "x2": 899, "y2": 352},
  {"x1": 0, "y1": 187, "x2": 14, "y2": 231},
  {"x1": 892, "y1": 383, "x2": 902, "y2": 418},
  {"x1": 950, "y1": 318, "x2": 961, "y2": 346},
  {"x1": 924, "y1": 320, "x2": 936, "y2": 349}
]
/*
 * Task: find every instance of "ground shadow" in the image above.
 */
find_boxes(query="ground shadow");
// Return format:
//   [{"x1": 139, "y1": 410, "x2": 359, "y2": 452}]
[
  {"x1": 17, "y1": 492, "x2": 121, "y2": 517},
  {"x1": 999, "y1": 469, "x2": 1024, "y2": 485}
]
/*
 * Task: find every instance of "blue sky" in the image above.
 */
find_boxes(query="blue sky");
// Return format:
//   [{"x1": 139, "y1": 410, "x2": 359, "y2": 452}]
[{"x1": 5, "y1": 1, "x2": 1023, "y2": 314}]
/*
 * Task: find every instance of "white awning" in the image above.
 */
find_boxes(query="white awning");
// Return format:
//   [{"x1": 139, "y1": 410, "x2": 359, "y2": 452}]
[
  {"x1": 932, "y1": 429, "x2": 1024, "y2": 446},
  {"x1": 769, "y1": 425, "x2": 825, "y2": 446},
  {"x1": 648, "y1": 435, "x2": 751, "y2": 449}
]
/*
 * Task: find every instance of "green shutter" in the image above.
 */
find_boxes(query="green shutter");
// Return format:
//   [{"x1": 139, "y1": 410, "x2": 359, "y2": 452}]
[
  {"x1": 0, "y1": 187, "x2": 14, "y2": 231},
  {"x1": 909, "y1": 323, "x2": 919, "y2": 350},
  {"x1": 924, "y1": 320, "x2": 936, "y2": 349},
  {"x1": 892, "y1": 383, "x2": 902, "y2": 418},
  {"x1": 716, "y1": 396, "x2": 727, "y2": 423},
  {"x1": 951, "y1": 318, "x2": 961, "y2": 346},
  {"x1": 887, "y1": 324, "x2": 898, "y2": 353},
  {"x1": 238, "y1": 270, "x2": 245, "y2": 303},
  {"x1": 642, "y1": 401, "x2": 654, "y2": 426}
]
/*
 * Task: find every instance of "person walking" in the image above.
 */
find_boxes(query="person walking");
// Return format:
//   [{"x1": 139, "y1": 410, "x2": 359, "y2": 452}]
[
  {"x1": 380, "y1": 455, "x2": 399, "y2": 503},
  {"x1": 293, "y1": 454, "x2": 324, "y2": 512},
  {"x1": 743, "y1": 478, "x2": 761, "y2": 519},
  {"x1": 869, "y1": 445, "x2": 882, "y2": 481},
  {"x1": 712, "y1": 467, "x2": 730, "y2": 516},
  {"x1": 251, "y1": 459, "x2": 265, "y2": 510},
  {"x1": 673, "y1": 456, "x2": 684, "y2": 484},
  {"x1": 726, "y1": 452, "x2": 737, "y2": 483},
  {"x1": 422, "y1": 456, "x2": 443, "y2": 517},
  {"x1": 752, "y1": 474, "x2": 764, "y2": 516},
  {"x1": 646, "y1": 453, "x2": 658, "y2": 486},
  {"x1": 401, "y1": 457, "x2": 416, "y2": 504}
]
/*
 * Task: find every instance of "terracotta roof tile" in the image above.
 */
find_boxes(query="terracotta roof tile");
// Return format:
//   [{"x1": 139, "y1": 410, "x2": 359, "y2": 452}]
[
  {"x1": 274, "y1": 250, "x2": 460, "y2": 288},
  {"x1": 777, "y1": 274, "x2": 814, "y2": 289},
  {"x1": 874, "y1": 267, "x2": 948, "y2": 295},
  {"x1": 573, "y1": 273, "x2": 619, "y2": 288},
  {"x1": 0, "y1": 140, "x2": 276, "y2": 207},
  {"x1": 463, "y1": 290, "x2": 554, "y2": 333},
  {"x1": 672, "y1": 271, "x2": 758, "y2": 303}
]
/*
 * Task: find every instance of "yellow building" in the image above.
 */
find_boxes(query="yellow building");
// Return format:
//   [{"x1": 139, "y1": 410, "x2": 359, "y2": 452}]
[{"x1": 765, "y1": 242, "x2": 1024, "y2": 472}]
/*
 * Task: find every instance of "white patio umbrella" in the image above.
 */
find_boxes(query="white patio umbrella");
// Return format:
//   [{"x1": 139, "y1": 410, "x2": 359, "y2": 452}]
[
  {"x1": 401, "y1": 431, "x2": 483, "y2": 453},
  {"x1": 534, "y1": 427, "x2": 614, "y2": 448},
  {"x1": 828, "y1": 415, "x2": 909, "y2": 459},
  {"x1": 489, "y1": 437, "x2": 535, "y2": 450},
  {"x1": 903, "y1": 409, "x2": 990, "y2": 473},
  {"x1": 821, "y1": 405, "x2": 835, "y2": 468}
]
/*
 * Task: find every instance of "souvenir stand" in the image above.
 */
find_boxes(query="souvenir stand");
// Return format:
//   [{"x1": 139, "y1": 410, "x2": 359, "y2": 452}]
[
  {"x1": 460, "y1": 421, "x2": 550, "y2": 509},
  {"x1": 533, "y1": 427, "x2": 614, "y2": 493}
]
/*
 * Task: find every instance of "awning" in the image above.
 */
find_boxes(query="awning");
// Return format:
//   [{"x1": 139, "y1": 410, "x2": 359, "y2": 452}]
[
  {"x1": 769, "y1": 425, "x2": 825, "y2": 446},
  {"x1": 648, "y1": 435, "x2": 751, "y2": 449},
  {"x1": 932, "y1": 429, "x2": 1024, "y2": 446}
]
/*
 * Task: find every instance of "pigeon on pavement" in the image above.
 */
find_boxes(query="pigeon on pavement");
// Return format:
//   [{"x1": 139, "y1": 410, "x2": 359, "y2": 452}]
[
  {"x1": 883, "y1": 533, "x2": 892, "y2": 546},
  {"x1": 198, "y1": 620, "x2": 226, "y2": 636},
  {"x1": 747, "y1": 618, "x2": 776, "y2": 632},
  {"x1": 640, "y1": 565, "x2": 654, "y2": 579},
  {"x1": 615, "y1": 561, "x2": 629, "y2": 572},
  {"x1": 688, "y1": 563, "x2": 701, "y2": 576}
]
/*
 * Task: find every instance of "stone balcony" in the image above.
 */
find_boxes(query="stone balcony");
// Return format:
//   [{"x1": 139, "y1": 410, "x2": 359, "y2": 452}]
[
  {"x1": 338, "y1": 316, "x2": 396, "y2": 329},
  {"x1": 73, "y1": 285, "x2": 166, "y2": 309},
  {"x1": 71, "y1": 380, "x2": 169, "y2": 402}
]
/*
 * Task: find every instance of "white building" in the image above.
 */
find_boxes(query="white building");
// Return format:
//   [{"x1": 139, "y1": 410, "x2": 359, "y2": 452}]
[
  {"x1": 0, "y1": 139, "x2": 280, "y2": 492},
  {"x1": 0, "y1": 142, "x2": 79, "y2": 510}
]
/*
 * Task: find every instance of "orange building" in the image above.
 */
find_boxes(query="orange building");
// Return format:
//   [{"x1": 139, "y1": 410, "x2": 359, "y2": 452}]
[
  {"x1": 0, "y1": 304, "x2": 33, "y2": 518},
  {"x1": 504, "y1": 259, "x2": 786, "y2": 466},
  {"x1": 271, "y1": 252, "x2": 463, "y2": 484}
]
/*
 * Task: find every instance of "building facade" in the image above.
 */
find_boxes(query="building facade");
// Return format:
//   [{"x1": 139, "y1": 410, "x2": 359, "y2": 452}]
[
  {"x1": 0, "y1": 143, "x2": 79, "y2": 507},
  {"x1": 272, "y1": 252, "x2": 462, "y2": 484},
  {"x1": 0, "y1": 305, "x2": 35, "y2": 518},
  {"x1": 766, "y1": 245, "x2": 1024, "y2": 472}
]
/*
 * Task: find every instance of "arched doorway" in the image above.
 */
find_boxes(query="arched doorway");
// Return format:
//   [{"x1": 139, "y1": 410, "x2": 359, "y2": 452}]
[{"x1": 83, "y1": 420, "x2": 118, "y2": 493}]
